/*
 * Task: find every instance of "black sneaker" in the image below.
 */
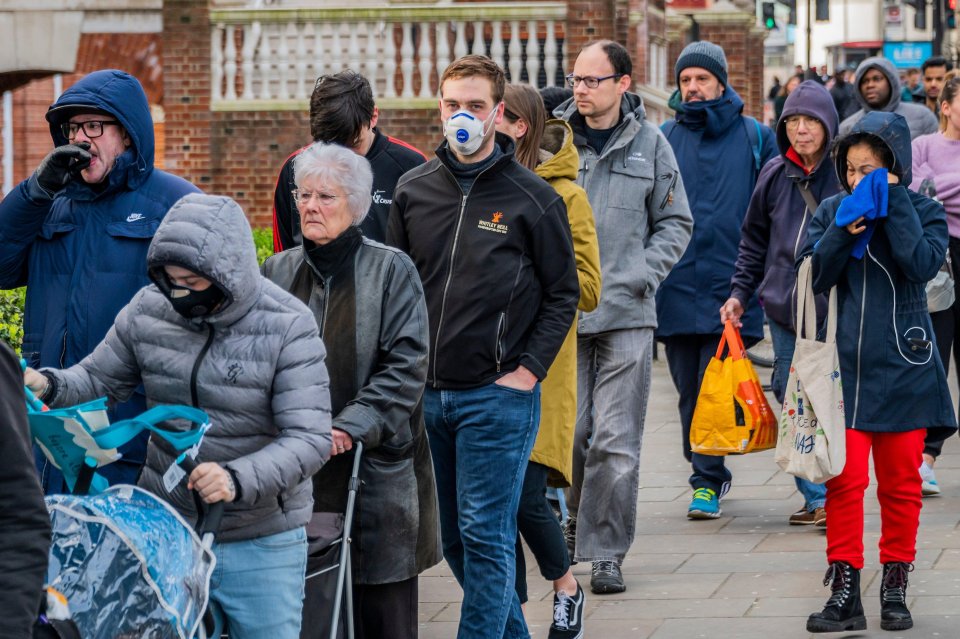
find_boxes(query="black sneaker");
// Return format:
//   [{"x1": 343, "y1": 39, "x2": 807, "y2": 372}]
[
  {"x1": 562, "y1": 516, "x2": 577, "y2": 565},
  {"x1": 590, "y1": 560, "x2": 625, "y2": 594},
  {"x1": 548, "y1": 584, "x2": 585, "y2": 639}
]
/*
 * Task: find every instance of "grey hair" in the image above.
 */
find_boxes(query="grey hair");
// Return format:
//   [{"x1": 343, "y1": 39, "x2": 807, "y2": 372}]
[{"x1": 292, "y1": 142, "x2": 373, "y2": 225}]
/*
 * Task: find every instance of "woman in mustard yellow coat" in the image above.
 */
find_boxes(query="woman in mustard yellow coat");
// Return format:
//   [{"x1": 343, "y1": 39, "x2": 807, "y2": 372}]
[{"x1": 498, "y1": 83, "x2": 601, "y2": 636}]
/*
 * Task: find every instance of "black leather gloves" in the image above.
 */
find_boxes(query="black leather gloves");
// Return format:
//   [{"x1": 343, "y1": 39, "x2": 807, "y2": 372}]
[{"x1": 30, "y1": 142, "x2": 92, "y2": 198}]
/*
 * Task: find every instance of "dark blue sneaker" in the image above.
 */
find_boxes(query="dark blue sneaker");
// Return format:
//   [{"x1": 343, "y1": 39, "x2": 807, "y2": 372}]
[{"x1": 687, "y1": 487, "x2": 721, "y2": 519}]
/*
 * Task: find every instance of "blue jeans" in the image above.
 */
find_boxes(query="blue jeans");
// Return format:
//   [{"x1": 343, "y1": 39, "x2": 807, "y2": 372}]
[
  {"x1": 209, "y1": 526, "x2": 307, "y2": 639},
  {"x1": 768, "y1": 319, "x2": 827, "y2": 512},
  {"x1": 424, "y1": 383, "x2": 541, "y2": 639}
]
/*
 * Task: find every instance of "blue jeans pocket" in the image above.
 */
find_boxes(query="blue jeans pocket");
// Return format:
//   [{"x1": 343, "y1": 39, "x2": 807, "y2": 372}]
[
  {"x1": 492, "y1": 382, "x2": 536, "y2": 397},
  {"x1": 251, "y1": 526, "x2": 307, "y2": 550}
]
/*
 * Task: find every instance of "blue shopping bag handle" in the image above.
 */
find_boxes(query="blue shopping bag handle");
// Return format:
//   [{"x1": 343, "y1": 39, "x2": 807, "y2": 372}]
[{"x1": 91, "y1": 405, "x2": 209, "y2": 453}]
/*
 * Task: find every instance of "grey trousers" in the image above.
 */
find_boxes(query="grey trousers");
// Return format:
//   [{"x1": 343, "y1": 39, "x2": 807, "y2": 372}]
[{"x1": 567, "y1": 328, "x2": 653, "y2": 563}]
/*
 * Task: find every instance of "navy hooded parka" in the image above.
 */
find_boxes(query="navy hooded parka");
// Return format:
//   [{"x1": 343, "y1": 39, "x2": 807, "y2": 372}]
[
  {"x1": 800, "y1": 111, "x2": 957, "y2": 439},
  {"x1": 657, "y1": 85, "x2": 778, "y2": 342},
  {"x1": 0, "y1": 70, "x2": 200, "y2": 490}
]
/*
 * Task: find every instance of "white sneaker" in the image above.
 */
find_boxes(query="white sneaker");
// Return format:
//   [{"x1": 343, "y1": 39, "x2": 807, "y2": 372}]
[{"x1": 920, "y1": 462, "x2": 941, "y2": 497}]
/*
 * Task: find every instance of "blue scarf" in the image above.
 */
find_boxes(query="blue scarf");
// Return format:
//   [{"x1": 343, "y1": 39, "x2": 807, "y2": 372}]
[{"x1": 834, "y1": 169, "x2": 889, "y2": 259}]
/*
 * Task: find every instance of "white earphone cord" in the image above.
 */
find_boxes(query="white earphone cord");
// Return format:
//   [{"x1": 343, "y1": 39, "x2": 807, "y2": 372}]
[{"x1": 866, "y1": 246, "x2": 933, "y2": 366}]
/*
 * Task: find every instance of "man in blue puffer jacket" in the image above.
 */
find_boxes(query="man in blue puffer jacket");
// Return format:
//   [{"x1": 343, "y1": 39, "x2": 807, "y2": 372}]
[{"x1": 0, "y1": 69, "x2": 200, "y2": 492}]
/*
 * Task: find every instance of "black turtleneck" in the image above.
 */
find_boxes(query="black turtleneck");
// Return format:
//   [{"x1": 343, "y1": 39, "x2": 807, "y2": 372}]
[
  {"x1": 304, "y1": 226, "x2": 363, "y2": 279},
  {"x1": 444, "y1": 143, "x2": 503, "y2": 195}
]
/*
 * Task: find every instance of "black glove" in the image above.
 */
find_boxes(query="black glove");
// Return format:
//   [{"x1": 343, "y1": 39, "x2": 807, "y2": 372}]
[{"x1": 32, "y1": 143, "x2": 92, "y2": 197}]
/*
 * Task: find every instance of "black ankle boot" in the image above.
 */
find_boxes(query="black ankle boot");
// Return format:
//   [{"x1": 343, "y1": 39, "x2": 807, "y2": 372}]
[
  {"x1": 807, "y1": 562, "x2": 867, "y2": 633},
  {"x1": 881, "y1": 562, "x2": 914, "y2": 631}
]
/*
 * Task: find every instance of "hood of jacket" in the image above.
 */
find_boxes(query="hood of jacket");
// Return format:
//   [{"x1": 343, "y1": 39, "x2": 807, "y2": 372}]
[
  {"x1": 776, "y1": 80, "x2": 839, "y2": 174},
  {"x1": 555, "y1": 91, "x2": 647, "y2": 144},
  {"x1": 834, "y1": 110, "x2": 913, "y2": 194},
  {"x1": 45, "y1": 70, "x2": 155, "y2": 196},
  {"x1": 853, "y1": 56, "x2": 902, "y2": 113},
  {"x1": 536, "y1": 119, "x2": 578, "y2": 182},
  {"x1": 146, "y1": 194, "x2": 263, "y2": 327},
  {"x1": 669, "y1": 85, "x2": 746, "y2": 137}
]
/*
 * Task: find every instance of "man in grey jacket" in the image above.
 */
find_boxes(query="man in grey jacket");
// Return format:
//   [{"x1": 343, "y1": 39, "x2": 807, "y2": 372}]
[
  {"x1": 839, "y1": 56, "x2": 939, "y2": 139},
  {"x1": 26, "y1": 193, "x2": 332, "y2": 639},
  {"x1": 557, "y1": 40, "x2": 693, "y2": 595}
]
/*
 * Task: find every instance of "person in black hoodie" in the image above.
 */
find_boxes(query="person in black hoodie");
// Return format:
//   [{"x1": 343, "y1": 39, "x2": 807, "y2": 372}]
[
  {"x1": 272, "y1": 70, "x2": 426, "y2": 250},
  {"x1": 723, "y1": 80, "x2": 843, "y2": 528},
  {"x1": 387, "y1": 55, "x2": 579, "y2": 639},
  {"x1": 0, "y1": 341, "x2": 51, "y2": 636}
]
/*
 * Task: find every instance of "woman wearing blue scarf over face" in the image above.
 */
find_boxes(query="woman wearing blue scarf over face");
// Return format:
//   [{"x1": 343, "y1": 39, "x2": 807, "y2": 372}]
[{"x1": 800, "y1": 111, "x2": 957, "y2": 633}]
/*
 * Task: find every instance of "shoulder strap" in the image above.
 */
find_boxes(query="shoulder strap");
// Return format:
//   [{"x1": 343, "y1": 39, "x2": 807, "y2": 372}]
[
  {"x1": 795, "y1": 181, "x2": 821, "y2": 214},
  {"x1": 660, "y1": 119, "x2": 677, "y2": 141},
  {"x1": 742, "y1": 116, "x2": 762, "y2": 174}
]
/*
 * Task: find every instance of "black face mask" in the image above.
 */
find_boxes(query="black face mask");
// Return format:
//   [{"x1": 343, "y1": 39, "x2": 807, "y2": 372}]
[{"x1": 166, "y1": 284, "x2": 226, "y2": 319}]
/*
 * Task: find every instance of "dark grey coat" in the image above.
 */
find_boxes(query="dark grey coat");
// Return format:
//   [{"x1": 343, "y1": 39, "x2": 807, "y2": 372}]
[
  {"x1": 44, "y1": 194, "x2": 332, "y2": 542},
  {"x1": 263, "y1": 236, "x2": 441, "y2": 584}
]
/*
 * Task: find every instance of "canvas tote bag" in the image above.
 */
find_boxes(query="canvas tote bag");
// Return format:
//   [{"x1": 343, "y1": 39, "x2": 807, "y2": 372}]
[{"x1": 775, "y1": 257, "x2": 846, "y2": 483}]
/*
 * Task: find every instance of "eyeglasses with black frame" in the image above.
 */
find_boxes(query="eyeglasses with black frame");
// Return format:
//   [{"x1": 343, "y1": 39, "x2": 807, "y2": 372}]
[
  {"x1": 565, "y1": 73, "x2": 622, "y2": 89},
  {"x1": 292, "y1": 189, "x2": 340, "y2": 207},
  {"x1": 61, "y1": 120, "x2": 120, "y2": 140}
]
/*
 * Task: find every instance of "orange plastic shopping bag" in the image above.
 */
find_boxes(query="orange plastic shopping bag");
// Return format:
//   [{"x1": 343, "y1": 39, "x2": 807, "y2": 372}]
[{"x1": 690, "y1": 321, "x2": 778, "y2": 455}]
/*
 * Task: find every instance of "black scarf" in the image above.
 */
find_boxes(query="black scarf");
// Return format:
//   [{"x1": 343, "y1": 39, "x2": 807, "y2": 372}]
[{"x1": 304, "y1": 226, "x2": 363, "y2": 279}]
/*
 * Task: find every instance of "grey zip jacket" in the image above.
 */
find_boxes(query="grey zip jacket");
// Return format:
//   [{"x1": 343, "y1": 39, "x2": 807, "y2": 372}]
[
  {"x1": 42, "y1": 194, "x2": 332, "y2": 542},
  {"x1": 557, "y1": 93, "x2": 693, "y2": 333}
]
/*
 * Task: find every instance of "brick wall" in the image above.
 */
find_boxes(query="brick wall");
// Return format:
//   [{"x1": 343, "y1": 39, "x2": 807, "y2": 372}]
[
  {"x1": 1, "y1": 33, "x2": 162, "y2": 187},
  {"x1": 665, "y1": 6, "x2": 766, "y2": 119}
]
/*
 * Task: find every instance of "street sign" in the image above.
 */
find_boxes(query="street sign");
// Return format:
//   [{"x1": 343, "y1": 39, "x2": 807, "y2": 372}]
[{"x1": 882, "y1": 41, "x2": 933, "y2": 68}]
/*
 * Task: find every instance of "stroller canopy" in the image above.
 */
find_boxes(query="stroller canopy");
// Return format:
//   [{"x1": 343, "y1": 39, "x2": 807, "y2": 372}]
[{"x1": 45, "y1": 486, "x2": 215, "y2": 639}]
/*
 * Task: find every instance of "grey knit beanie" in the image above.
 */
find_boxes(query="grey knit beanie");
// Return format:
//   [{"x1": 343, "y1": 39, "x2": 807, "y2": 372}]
[{"x1": 675, "y1": 41, "x2": 728, "y2": 88}]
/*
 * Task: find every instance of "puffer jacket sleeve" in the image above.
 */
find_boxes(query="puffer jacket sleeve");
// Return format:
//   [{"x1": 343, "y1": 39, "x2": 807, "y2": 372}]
[
  {"x1": 645, "y1": 129, "x2": 693, "y2": 289},
  {"x1": 883, "y1": 186, "x2": 947, "y2": 283},
  {"x1": 225, "y1": 310, "x2": 331, "y2": 506},
  {"x1": 564, "y1": 186, "x2": 602, "y2": 312},
  {"x1": 335, "y1": 252, "x2": 428, "y2": 448},
  {"x1": 0, "y1": 343, "x2": 51, "y2": 636},
  {"x1": 0, "y1": 180, "x2": 54, "y2": 289},
  {"x1": 800, "y1": 197, "x2": 857, "y2": 294},
  {"x1": 43, "y1": 293, "x2": 145, "y2": 407}
]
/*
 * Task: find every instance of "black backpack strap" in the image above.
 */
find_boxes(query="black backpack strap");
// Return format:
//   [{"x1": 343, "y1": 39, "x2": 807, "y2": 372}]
[{"x1": 741, "y1": 116, "x2": 762, "y2": 174}]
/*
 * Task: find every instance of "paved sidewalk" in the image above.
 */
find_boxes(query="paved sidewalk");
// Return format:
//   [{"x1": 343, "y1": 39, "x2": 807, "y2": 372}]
[{"x1": 418, "y1": 358, "x2": 960, "y2": 638}]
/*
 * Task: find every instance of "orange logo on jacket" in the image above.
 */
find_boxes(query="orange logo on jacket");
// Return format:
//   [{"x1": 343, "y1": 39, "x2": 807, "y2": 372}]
[{"x1": 478, "y1": 211, "x2": 508, "y2": 234}]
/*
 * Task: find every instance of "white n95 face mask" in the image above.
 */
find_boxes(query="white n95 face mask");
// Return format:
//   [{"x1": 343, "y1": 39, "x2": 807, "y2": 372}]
[{"x1": 443, "y1": 104, "x2": 500, "y2": 156}]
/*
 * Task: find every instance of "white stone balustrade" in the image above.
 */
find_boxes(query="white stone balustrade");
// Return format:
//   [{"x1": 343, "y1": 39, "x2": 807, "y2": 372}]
[{"x1": 209, "y1": 2, "x2": 567, "y2": 110}]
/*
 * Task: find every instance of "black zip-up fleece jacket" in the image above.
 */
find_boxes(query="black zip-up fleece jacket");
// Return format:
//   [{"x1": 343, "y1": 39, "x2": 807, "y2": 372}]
[
  {"x1": 273, "y1": 128, "x2": 427, "y2": 250},
  {"x1": 387, "y1": 134, "x2": 580, "y2": 389}
]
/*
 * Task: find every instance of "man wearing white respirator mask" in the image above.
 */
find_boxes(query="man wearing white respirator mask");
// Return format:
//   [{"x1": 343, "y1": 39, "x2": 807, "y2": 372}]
[{"x1": 388, "y1": 55, "x2": 579, "y2": 639}]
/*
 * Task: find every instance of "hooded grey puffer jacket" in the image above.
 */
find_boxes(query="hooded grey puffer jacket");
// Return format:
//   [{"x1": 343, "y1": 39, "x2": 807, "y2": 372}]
[
  {"x1": 44, "y1": 194, "x2": 332, "y2": 542},
  {"x1": 839, "y1": 56, "x2": 939, "y2": 140}
]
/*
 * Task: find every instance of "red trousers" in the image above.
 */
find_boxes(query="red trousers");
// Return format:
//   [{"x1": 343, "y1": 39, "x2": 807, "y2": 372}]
[{"x1": 825, "y1": 429, "x2": 925, "y2": 569}]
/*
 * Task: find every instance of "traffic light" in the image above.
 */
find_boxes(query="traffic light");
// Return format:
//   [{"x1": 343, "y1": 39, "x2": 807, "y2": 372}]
[
  {"x1": 948, "y1": 0, "x2": 957, "y2": 29},
  {"x1": 762, "y1": 1, "x2": 777, "y2": 29},
  {"x1": 905, "y1": 0, "x2": 927, "y2": 29}
]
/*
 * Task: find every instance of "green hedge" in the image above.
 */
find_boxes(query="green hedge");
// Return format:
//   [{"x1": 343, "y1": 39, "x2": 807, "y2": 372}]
[{"x1": 0, "y1": 228, "x2": 275, "y2": 352}]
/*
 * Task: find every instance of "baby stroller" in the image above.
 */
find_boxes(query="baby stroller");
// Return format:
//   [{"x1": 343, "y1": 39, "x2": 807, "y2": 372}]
[
  {"x1": 301, "y1": 442, "x2": 364, "y2": 639},
  {"x1": 26, "y1": 385, "x2": 220, "y2": 639}
]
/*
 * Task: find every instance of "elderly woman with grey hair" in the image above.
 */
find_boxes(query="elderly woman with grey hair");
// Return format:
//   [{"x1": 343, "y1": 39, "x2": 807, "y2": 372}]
[{"x1": 262, "y1": 142, "x2": 440, "y2": 639}]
